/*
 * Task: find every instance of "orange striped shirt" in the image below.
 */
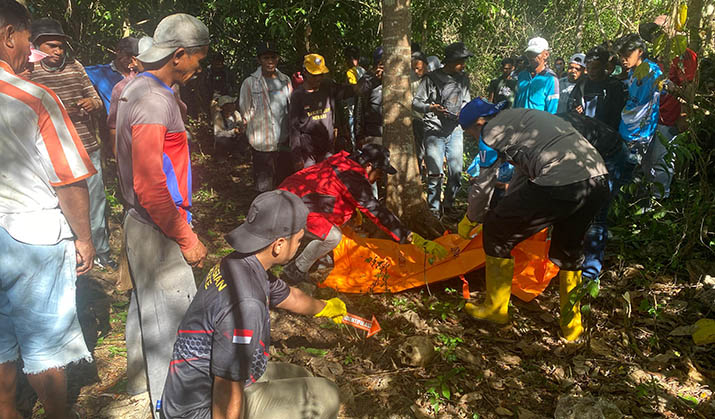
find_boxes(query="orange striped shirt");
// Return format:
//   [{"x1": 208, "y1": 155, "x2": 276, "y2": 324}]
[{"x1": 0, "y1": 60, "x2": 96, "y2": 245}]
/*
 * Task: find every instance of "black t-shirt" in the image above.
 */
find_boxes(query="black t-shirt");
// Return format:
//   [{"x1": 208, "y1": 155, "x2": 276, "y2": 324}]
[
  {"x1": 569, "y1": 77, "x2": 626, "y2": 132},
  {"x1": 487, "y1": 76, "x2": 517, "y2": 108},
  {"x1": 161, "y1": 253, "x2": 290, "y2": 418}
]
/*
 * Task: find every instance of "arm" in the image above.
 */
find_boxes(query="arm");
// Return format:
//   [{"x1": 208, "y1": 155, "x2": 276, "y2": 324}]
[
  {"x1": 337, "y1": 170, "x2": 411, "y2": 243},
  {"x1": 412, "y1": 76, "x2": 431, "y2": 113},
  {"x1": 212, "y1": 376, "x2": 244, "y2": 419},
  {"x1": 545, "y1": 76, "x2": 559, "y2": 114},
  {"x1": 238, "y1": 79, "x2": 254, "y2": 126},
  {"x1": 55, "y1": 180, "x2": 95, "y2": 275},
  {"x1": 467, "y1": 138, "x2": 502, "y2": 223},
  {"x1": 275, "y1": 286, "x2": 326, "y2": 315},
  {"x1": 130, "y1": 124, "x2": 206, "y2": 265},
  {"x1": 77, "y1": 64, "x2": 104, "y2": 113},
  {"x1": 213, "y1": 112, "x2": 237, "y2": 139}
]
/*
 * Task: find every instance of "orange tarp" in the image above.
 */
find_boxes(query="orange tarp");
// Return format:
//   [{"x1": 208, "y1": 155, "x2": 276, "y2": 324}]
[{"x1": 321, "y1": 227, "x2": 560, "y2": 302}]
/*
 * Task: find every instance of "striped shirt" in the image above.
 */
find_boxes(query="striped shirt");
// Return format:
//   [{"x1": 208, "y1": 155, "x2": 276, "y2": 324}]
[
  {"x1": 239, "y1": 67, "x2": 292, "y2": 152},
  {"x1": 28, "y1": 59, "x2": 103, "y2": 152},
  {"x1": 0, "y1": 60, "x2": 96, "y2": 245}
]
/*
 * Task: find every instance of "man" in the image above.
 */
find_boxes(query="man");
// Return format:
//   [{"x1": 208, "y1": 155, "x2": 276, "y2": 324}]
[
  {"x1": 569, "y1": 45, "x2": 627, "y2": 131},
  {"x1": 354, "y1": 46, "x2": 384, "y2": 147},
  {"x1": 27, "y1": 18, "x2": 116, "y2": 270},
  {"x1": 240, "y1": 41, "x2": 293, "y2": 192},
  {"x1": 161, "y1": 190, "x2": 343, "y2": 419},
  {"x1": 115, "y1": 13, "x2": 209, "y2": 417},
  {"x1": 279, "y1": 145, "x2": 447, "y2": 284},
  {"x1": 487, "y1": 57, "x2": 517, "y2": 108},
  {"x1": 343, "y1": 45, "x2": 365, "y2": 150},
  {"x1": 106, "y1": 36, "x2": 153, "y2": 156},
  {"x1": 289, "y1": 53, "x2": 379, "y2": 170},
  {"x1": 212, "y1": 95, "x2": 244, "y2": 159},
  {"x1": 514, "y1": 37, "x2": 559, "y2": 114},
  {"x1": 556, "y1": 53, "x2": 585, "y2": 113},
  {"x1": 411, "y1": 50, "x2": 429, "y2": 173},
  {"x1": 616, "y1": 34, "x2": 663, "y2": 193},
  {"x1": 0, "y1": 2, "x2": 95, "y2": 417},
  {"x1": 85, "y1": 36, "x2": 139, "y2": 112},
  {"x1": 413, "y1": 42, "x2": 473, "y2": 220},
  {"x1": 456, "y1": 99, "x2": 609, "y2": 341},
  {"x1": 553, "y1": 56, "x2": 566, "y2": 79}
]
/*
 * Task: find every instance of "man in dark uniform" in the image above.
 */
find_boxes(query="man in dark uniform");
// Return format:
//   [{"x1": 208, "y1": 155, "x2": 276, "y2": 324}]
[{"x1": 161, "y1": 190, "x2": 345, "y2": 418}]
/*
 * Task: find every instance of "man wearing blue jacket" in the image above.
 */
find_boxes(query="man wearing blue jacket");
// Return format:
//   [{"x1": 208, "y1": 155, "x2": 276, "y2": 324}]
[{"x1": 514, "y1": 37, "x2": 560, "y2": 114}]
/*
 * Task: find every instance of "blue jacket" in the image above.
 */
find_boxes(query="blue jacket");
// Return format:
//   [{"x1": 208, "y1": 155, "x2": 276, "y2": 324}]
[
  {"x1": 85, "y1": 63, "x2": 124, "y2": 114},
  {"x1": 619, "y1": 59, "x2": 662, "y2": 144},
  {"x1": 514, "y1": 68, "x2": 559, "y2": 114}
]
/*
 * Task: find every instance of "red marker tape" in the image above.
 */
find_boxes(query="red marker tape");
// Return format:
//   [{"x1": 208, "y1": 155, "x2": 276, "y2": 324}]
[{"x1": 342, "y1": 313, "x2": 381, "y2": 338}]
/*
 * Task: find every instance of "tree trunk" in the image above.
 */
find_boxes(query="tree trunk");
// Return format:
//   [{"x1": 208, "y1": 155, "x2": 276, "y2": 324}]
[
  {"x1": 381, "y1": 0, "x2": 443, "y2": 237},
  {"x1": 575, "y1": 0, "x2": 585, "y2": 51}
]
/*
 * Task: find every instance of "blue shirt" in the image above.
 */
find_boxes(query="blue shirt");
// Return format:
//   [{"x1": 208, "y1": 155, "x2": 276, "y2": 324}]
[
  {"x1": 619, "y1": 59, "x2": 662, "y2": 144},
  {"x1": 514, "y1": 68, "x2": 560, "y2": 114},
  {"x1": 84, "y1": 62, "x2": 124, "y2": 114}
]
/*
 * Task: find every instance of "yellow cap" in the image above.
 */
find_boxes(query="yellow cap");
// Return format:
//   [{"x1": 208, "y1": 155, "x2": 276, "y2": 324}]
[{"x1": 304, "y1": 53, "x2": 329, "y2": 75}]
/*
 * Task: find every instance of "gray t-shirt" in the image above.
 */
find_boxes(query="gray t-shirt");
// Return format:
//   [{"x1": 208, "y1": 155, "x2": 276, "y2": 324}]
[
  {"x1": 265, "y1": 76, "x2": 289, "y2": 144},
  {"x1": 467, "y1": 109, "x2": 608, "y2": 222}
]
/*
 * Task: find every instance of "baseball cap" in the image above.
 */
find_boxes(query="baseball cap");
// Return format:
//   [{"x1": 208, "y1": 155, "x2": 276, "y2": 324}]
[
  {"x1": 303, "y1": 53, "x2": 329, "y2": 75},
  {"x1": 458, "y1": 97, "x2": 505, "y2": 129},
  {"x1": 357, "y1": 144, "x2": 397, "y2": 175},
  {"x1": 225, "y1": 190, "x2": 309, "y2": 254},
  {"x1": 257, "y1": 40, "x2": 278, "y2": 57},
  {"x1": 136, "y1": 13, "x2": 209, "y2": 64},
  {"x1": 444, "y1": 42, "x2": 474, "y2": 63},
  {"x1": 524, "y1": 37, "x2": 549, "y2": 54},
  {"x1": 217, "y1": 95, "x2": 236, "y2": 107},
  {"x1": 31, "y1": 18, "x2": 70, "y2": 43},
  {"x1": 116, "y1": 37, "x2": 139, "y2": 56},
  {"x1": 569, "y1": 53, "x2": 586, "y2": 68},
  {"x1": 137, "y1": 36, "x2": 153, "y2": 56}
]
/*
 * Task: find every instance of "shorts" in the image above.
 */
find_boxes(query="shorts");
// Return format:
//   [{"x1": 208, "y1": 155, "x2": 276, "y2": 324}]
[{"x1": 0, "y1": 227, "x2": 91, "y2": 374}]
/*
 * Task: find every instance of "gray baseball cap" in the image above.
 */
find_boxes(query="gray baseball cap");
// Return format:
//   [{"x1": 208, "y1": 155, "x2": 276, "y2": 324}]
[
  {"x1": 137, "y1": 13, "x2": 209, "y2": 64},
  {"x1": 225, "y1": 190, "x2": 309, "y2": 254}
]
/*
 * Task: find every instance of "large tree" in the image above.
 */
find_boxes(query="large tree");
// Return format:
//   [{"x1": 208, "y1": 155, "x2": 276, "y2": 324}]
[{"x1": 382, "y1": 0, "x2": 442, "y2": 236}]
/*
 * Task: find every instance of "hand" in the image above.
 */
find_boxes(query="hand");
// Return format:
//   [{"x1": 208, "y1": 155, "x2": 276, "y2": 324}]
[
  {"x1": 374, "y1": 66, "x2": 384, "y2": 80},
  {"x1": 457, "y1": 214, "x2": 482, "y2": 239},
  {"x1": 77, "y1": 98, "x2": 100, "y2": 113},
  {"x1": 429, "y1": 103, "x2": 448, "y2": 114},
  {"x1": 314, "y1": 298, "x2": 347, "y2": 324},
  {"x1": 410, "y1": 232, "x2": 449, "y2": 260},
  {"x1": 182, "y1": 239, "x2": 208, "y2": 268},
  {"x1": 74, "y1": 238, "x2": 96, "y2": 275}
]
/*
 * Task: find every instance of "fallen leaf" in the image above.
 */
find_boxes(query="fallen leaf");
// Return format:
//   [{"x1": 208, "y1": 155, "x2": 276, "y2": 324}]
[{"x1": 496, "y1": 406, "x2": 514, "y2": 416}]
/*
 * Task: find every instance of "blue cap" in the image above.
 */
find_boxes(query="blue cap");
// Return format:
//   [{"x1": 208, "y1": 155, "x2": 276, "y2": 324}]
[{"x1": 458, "y1": 97, "x2": 505, "y2": 129}]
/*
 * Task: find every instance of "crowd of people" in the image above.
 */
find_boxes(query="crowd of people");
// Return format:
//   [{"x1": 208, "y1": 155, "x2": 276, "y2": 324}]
[{"x1": 0, "y1": 0, "x2": 698, "y2": 417}]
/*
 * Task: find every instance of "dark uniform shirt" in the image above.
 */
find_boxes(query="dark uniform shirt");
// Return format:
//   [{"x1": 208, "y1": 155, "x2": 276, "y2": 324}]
[{"x1": 161, "y1": 254, "x2": 290, "y2": 418}]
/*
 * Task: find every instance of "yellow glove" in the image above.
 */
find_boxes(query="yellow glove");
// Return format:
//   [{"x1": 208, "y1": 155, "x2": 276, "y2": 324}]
[
  {"x1": 353, "y1": 209, "x2": 363, "y2": 226},
  {"x1": 315, "y1": 298, "x2": 347, "y2": 324},
  {"x1": 457, "y1": 214, "x2": 482, "y2": 239},
  {"x1": 411, "y1": 232, "x2": 449, "y2": 260}
]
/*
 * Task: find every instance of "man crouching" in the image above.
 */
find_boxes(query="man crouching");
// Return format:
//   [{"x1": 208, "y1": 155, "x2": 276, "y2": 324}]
[{"x1": 161, "y1": 190, "x2": 344, "y2": 418}]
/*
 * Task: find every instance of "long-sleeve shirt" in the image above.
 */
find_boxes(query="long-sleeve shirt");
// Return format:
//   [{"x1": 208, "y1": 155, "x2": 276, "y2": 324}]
[
  {"x1": 28, "y1": 59, "x2": 103, "y2": 152},
  {"x1": 85, "y1": 61, "x2": 125, "y2": 114},
  {"x1": 619, "y1": 59, "x2": 662, "y2": 145},
  {"x1": 412, "y1": 68, "x2": 471, "y2": 136},
  {"x1": 568, "y1": 76, "x2": 627, "y2": 132},
  {"x1": 514, "y1": 68, "x2": 560, "y2": 114},
  {"x1": 467, "y1": 109, "x2": 608, "y2": 223},
  {"x1": 239, "y1": 67, "x2": 292, "y2": 152},
  {"x1": 116, "y1": 73, "x2": 197, "y2": 251}
]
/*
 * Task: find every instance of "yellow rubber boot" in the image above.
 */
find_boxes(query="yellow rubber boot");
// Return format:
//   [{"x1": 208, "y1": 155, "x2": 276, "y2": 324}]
[
  {"x1": 464, "y1": 256, "x2": 513, "y2": 324},
  {"x1": 559, "y1": 270, "x2": 584, "y2": 341}
]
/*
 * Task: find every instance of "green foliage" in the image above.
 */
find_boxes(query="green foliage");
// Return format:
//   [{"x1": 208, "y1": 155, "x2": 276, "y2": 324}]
[
  {"x1": 301, "y1": 347, "x2": 328, "y2": 357},
  {"x1": 424, "y1": 367, "x2": 464, "y2": 413},
  {"x1": 435, "y1": 333, "x2": 463, "y2": 363}
]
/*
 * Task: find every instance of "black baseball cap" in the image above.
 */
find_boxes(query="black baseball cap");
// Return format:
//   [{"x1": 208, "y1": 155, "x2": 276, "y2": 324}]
[
  {"x1": 257, "y1": 41, "x2": 278, "y2": 57},
  {"x1": 444, "y1": 42, "x2": 473, "y2": 63},
  {"x1": 225, "y1": 190, "x2": 309, "y2": 254},
  {"x1": 357, "y1": 144, "x2": 397, "y2": 175},
  {"x1": 31, "y1": 18, "x2": 71, "y2": 43}
]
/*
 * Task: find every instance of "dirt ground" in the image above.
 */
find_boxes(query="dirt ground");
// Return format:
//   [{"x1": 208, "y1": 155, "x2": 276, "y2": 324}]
[{"x1": 21, "y1": 124, "x2": 715, "y2": 418}]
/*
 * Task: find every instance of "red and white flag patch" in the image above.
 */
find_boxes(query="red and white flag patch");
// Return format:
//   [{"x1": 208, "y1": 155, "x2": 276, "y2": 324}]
[{"x1": 232, "y1": 329, "x2": 253, "y2": 344}]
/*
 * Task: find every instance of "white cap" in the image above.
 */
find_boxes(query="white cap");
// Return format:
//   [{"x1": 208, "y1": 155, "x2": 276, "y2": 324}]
[
  {"x1": 137, "y1": 36, "x2": 153, "y2": 56},
  {"x1": 525, "y1": 37, "x2": 549, "y2": 54},
  {"x1": 569, "y1": 53, "x2": 586, "y2": 68},
  {"x1": 137, "y1": 13, "x2": 209, "y2": 63}
]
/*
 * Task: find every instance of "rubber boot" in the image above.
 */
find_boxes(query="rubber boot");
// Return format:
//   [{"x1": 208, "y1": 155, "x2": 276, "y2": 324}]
[
  {"x1": 559, "y1": 269, "x2": 584, "y2": 341},
  {"x1": 464, "y1": 256, "x2": 514, "y2": 324}
]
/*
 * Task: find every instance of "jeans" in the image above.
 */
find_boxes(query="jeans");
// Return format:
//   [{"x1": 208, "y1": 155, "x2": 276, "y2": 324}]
[
  {"x1": 424, "y1": 127, "x2": 464, "y2": 212},
  {"x1": 124, "y1": 212, "x2": 196, "y2": 418},
  {"x1": 295, "y1": 226, "x2": 343, "y2": 273},
  {"x1": 88, "y1": 149, "x2": 110, "y2": 257},
  {"x1": 412, "y1": 118, "x2": 425, "y2": 174},
  {"x1": 582, "y1": 142, "x2": 629, "y2": 280}
]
